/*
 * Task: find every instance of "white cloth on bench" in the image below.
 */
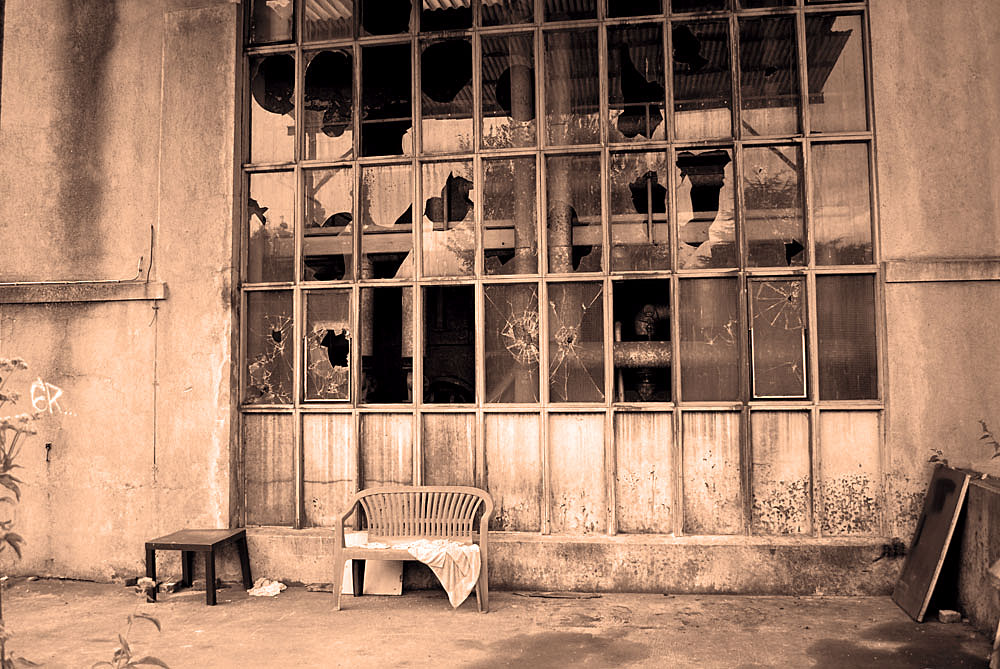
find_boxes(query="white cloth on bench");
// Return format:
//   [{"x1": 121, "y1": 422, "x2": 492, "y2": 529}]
[{"x1": 351, "y1": 538, "x2": 481, "y2": 608}]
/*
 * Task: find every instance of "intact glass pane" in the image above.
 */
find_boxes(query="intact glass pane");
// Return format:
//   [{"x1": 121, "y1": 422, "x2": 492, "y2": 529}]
[
  {"x1": 360, "y1": 286, "x2": 414, "y2": 403},
  {"x1": 247, "y1": 171, "x2": 294, "y2": 283},
  {"x1": 675, "y1": 148, "x2": 736, "y2": 269},
  {"x1": 304, "y1": 49, "x2": 353, "y2": 162},
  {"x1": 739, "y1": 17, "x2": 800, "y2": 136},
  {"x1": 545, "y1": 0, "x2": 595, "y2": 21},
  {"x1": 249, "y1": 54, "x2": 295, "y2": 164},
  {"x1": 423, "y1": 286, "x2": 476, "y2": 403},
  {"x1": 743, "y1": 145, "x2": 805, "y2": 267},
  {"x1": 612, "y1": 279, "x2": 672, "y2": 402},
  {"x1": 250, "y1": 0, "x2": 294, "y2": 43},
  {"x1": 750, "y1": 411, "x2": 811, "y2": 535},
  {"x1": 245, "y1": 291, "x2": 294, "y2": 404},
  {"x1": 422, "y1": 38, "x2": 474, "y2": 154},
  {"x1": 482, "y1": 33, "x2": 537, "y2": 150},
  {"x1": 544, "y1": 29, "x2": 600, "y2": 146},
  {"x1": 546, "y1": 153, "x2": 602, "y2": 273},
  {"x1": 485, "y1": 283, "x2": 540, "y2": 403},
  {"x1": 422, "y1": 160, "x2": 475, "y2": 277},
  {"x1": 807, "y1": 14, "x2": 867, "y2": 133},
  {"x1": 360, "y1": 164, "x2": 412, "y2": 279},
  {"x1": 304, "y1": 290, "x2": 351, "y2": 401},
  {"x1": 548, "y1": 282, "x2": 605, "y2": 403},
  {"x1": 360, "y1": 0, "x2": 412, "y2": 35},
  {"x1": 813, "y1": 143, "x2": 873, "y2": 265},
  {"x1": 305, "y1": 0, "x2": 352, "y2": 41},
  {"x1": 816, "y1": 275, "x2": 877, "y2": 400},
  {"x1": 483, "y1": 0, "x2": 534, "y2": 26},
  {"x1": 750, "y1": 278, "x2": 807, "y2": 398},
  {"x1": 610, "y1": 151, "x2": 670, "y2": 271},
  {"x1": 244, "y1": 414, "x2": 295, "y2": 526},
  {"x1": 608, "y1": 0, "x2": 662, "y2": 17},
  {"x1": 679, "y1": 278, "x2": 739, "y2": 401},
  {"x1": 672, "y1": 21, "x2": 732, "y2": 140},
  {"x1": 484, "y1": 157, "x2": 538, "y2": 275},
  {"x1": 361, "y1": 44, "x2": 413, "y2": 157},
  {"x1": 304, "y1": 167, "x2": 353, "y2": 282},
  {"x1": 422, "y1": 0, "x2": 471, "y2": 31},
  {"x1": 608, "y1": 24, "x2": 666, "y2": 143},
  {"x1": 672, "y1": 0, "x2": 727, "y2": 11}
]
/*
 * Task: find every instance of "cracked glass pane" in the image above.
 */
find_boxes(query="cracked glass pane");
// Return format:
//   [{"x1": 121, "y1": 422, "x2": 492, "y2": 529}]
[
  {"x1": 422, "y1": 160, "x2": 475, "y2": 277},
  {"x1": 610, "y1": 151, "x2": 670, "y2": 271},
  {"x1": 675, "y1": 148, "x2": 735, "y2": 269},
  {"x1": 305, "y1": 290, "x2": 351, "y2": 401},
  {"x1": 304, "y1": 167, "x2": 352, "y2": 281},
  {"x1": 360, "y1": 0, "x2": 412, "y2": 35},
  {"x1": 807, "y1": 14, "x2": 867, "y2": 133},
  {"x1": 817, "y1": 275, "x2": 877, "y2": 400},
  {"x1": 304, "y1": 49, "x2": 353, "y2": 161},
  {"x1": 482, "y1": 33, "x2": 536, "y2": 150},
  {"x1": 361, "y1": 286, "x2": 413, "y2": 403},
  {"x1": 750, "y1": 278, "x2": 807, "y2": 398},
  {"x1": 360, "y1": 164, "x2": 413, "y2": 279},
  {"x1": 608, "y1": 24, "x2": 665, "y2": 143},
  {"x1": 546, "y1": 153, "x2": 602, "y2": 273},
  {"x1": 672, "y1": 20, "x2": 732, "y2": 140},
  {"x1": 249, "y1": 54, "x2": 295, "y2": 164},
  {"x1": 247, "y1": 171, "x2": 294, "y2": 283},
  {"x1": 548, "y1": 282, "x2": 604, "y2": 403},
  {"x1": 245, "y1": 291, "x2": 294, "y2": 404},
  {"x1": 485, "y1": 284, "x2": 540, "y2": 403},
  {"x1": 544, "y1": 29, "x2": 600, "y2": 145},
  {"x1": 739, "y1": 16, "x2": 800, "y2": 136},
  {"x1": 544, "y1": 0, "x2": 595, "y2": 21},
  {"x1": 613, "y1": 280, "x2": 672, "y2": 402},
  {"x1": 305, "y1": 0, "x2": 353, "y2": 41},
  {"x1": 422, "y1": 38, "x2": 474, "y2": 154},
  {"x1": 422, "y1": 0, "x2": 471, "y2": 31},
  {"x1": 814, "y1": 143, "x2": 872, "y2": 265},
  {"x1": 608, "y1": 0, "x2": 662, "y2": 17},
  {"x1": 679, "y1": 278, "x2": 739, "y2": 401},
  {"x1": 423, "y1": 286, "x2": 476, "y2": 403},
  {"x1": 484, "y1": 157, "x2": 537, "y2": 275},
  {"x1": 361, "y1": 44, "x2": 413, "y2": 157},
  {"x1": 250, "y1": 0, "x2": 294, "y2": 43},
  {"x1": 743, "y1": 145, "x2": 805, "y2": 267},
  {"x1": 483, "y1": 0, "x2": 533, "y2": 25}
]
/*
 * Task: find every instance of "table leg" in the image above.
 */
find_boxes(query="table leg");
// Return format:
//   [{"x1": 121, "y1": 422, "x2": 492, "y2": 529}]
[
  {"x1": 181, "y1": 551, "x2": 194, "y2": 589},
  {"x1": 237, "y1": 536, "x2": 253, "y2": 590},
  {"x1": 144, "y1": 546, "x2": 157, "y2": 603},
  {"x1": 204, "y1": 552, "x2": 217, "y2": 606}
]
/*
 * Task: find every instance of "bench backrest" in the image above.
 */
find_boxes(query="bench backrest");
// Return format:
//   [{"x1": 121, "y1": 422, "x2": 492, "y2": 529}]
[{"x1": 351, "y1": 486, "x2": 493, "y2": 541}]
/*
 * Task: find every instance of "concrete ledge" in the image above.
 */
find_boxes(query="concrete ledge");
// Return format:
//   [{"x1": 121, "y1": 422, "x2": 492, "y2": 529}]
[
  {"x1": 884, "y1": 258, "x2": 1000, "y2": 283},
  {"x1": 956, "y1": 478, "x2": 1000, "y2": 637},
  {"x1": 0, "y1": 281, "x2": 166, "y2": 303}
]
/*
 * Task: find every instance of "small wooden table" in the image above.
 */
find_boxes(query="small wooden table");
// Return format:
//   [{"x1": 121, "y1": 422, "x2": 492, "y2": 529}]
[{"x1": 145, "y1": 529, "x2": 252, "y2": 606}]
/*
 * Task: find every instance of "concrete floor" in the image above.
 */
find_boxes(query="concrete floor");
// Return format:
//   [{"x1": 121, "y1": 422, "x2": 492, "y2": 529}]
[{"x1": 0, "y1": 578, "x2": 991, "y2": 668}]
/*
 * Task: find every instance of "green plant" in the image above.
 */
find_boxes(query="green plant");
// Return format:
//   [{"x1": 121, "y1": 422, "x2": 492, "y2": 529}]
[{"x1": 90, "y1": 579, "x2": 168, "y2": 669}]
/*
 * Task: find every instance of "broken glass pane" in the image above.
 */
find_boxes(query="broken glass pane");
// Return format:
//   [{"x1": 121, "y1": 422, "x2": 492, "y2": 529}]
[
  {"x1": 361, "y1": 44, "x2": 413, "y2": 157},
  {"x1": 544, "y1": 29, "x2": 600, "y2": 146},
  {"x1": 608, "y1": 24, "x2": 666, "y2": 143},
  {"x1": 613, "y1": 280, "x2": 672, "y2": 402},
  {"x1": 485, "y1": 284, "x2": 540, "y2": 403},
  {"x1": 421, "y1": 38, "x2": 474, "y2": 154},
  {"x1": 807, "y1": 14, "x2": 867, "y2": 133},
  {"x1": 422, "y1": 0, "x2": 471, "y2": 31},
  {"x1": 548, "y1": 282, "x2": 605, "y2": 403},
  {"x1": 250, "y1": 0, "x2": 294, "y2": 44},
  {"x1": 304, "y1": 167, "x2": 353, "y2": 282},
  {"x1": 671, "y1": 0, "x2": 727, "y2": 11},
  {"x1": 305, "y1": 0, "x2": 353, "y2": 41},
  {"x1": 305, "y1": 290, "x2": 351, "y2": 401},
  {"x1": 304, "y1": 49, "x2": 353, "y2": 161},
  {"x1": 482, "y1": 33, "x2": 536, "y2": 150},
  {"x1": 483, "y1": 0, "x2": 534, "y2": 25},
  {"x1": 544, "y1": 0, "x2": 595, "y2": 21},
  {"x1": 750, "y1": 278, "x2": 807, "y2": 398},
  {"x1": 742, "y1": 145, "x2": 805, "y2": 267},
  {"x1": 360, "y1": 0, "x2": 412, "y2": 35},
  {"x1": 422, "y1": 160, "x2": 475, "y2": 277},
  {"x1": 679, "y1": 278, "x2": 739, "y2": 401},
  {"x1": 610, "y1": 151, "x2": 670, "y2": 271},
  {"x1": 608, "y1": 0, "x2": 662, "y2": 17},
  {"x1": 739, "y1": 17, "x2": 800, "y2": 136},
  {"x1": 423, "y1": 286, "x2": 476, "y2": 403},
  {"x1": 249, "y1": 54, "x2": 295, "y2": 164},
  {"x1": 675, "y1": 148, "x2": 736, "y2": 269},
  {"x1": 546, "y1": 153, "x2": 602, "y2": 273},
  {"x1": 360, "y1": 164, "x2": 413, "y2": 279},
  {"x1": 247, "y1": 171, "x2": 295, "y2": 283},
  {"x1": 672, "y1": 21, "x2": 732, "y2": 140},
  {"x1": 813, "y1": 142, "x2": 872, "y2": 265},
  {"x1": 816, "y1": 274, "x2": 877, "y2": 400},
  {"x1": 483, "y1": 157, "x2": 537, "y2": 275},
  {"x1": 360, "y1": 286, "x2": 413, "y2": 403},
  {"x1": 245, "y1": 291, "x2": 294, "y2": 404}
]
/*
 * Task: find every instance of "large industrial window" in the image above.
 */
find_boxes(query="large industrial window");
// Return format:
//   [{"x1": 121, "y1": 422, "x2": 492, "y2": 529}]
[{"x1": 241, "y1": 0, "x2": 881, "y2": 538}]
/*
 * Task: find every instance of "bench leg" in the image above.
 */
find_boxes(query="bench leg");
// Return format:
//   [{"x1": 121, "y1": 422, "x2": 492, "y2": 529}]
[
  {"x1": 237, "y1": 536, "x2": 253, "y2": 590},
  {"x1": 476, "y1": 557, "x2": 488, "y2": 614},
  {"x1": 180, "y1": 551, "x2": 194, "y2": 589},
  {"x1": 144, "y1": 546, "x2": 157, "y2": 603},
  {"x1": 333, "y1": 553, "x2": 345, "y2": 611},
  {"x1": 352, "y1": 559, "x2": 365, "y2": 598},
  {"x1": 204, "y1": 552, "x2": 217, "y2": 606}
]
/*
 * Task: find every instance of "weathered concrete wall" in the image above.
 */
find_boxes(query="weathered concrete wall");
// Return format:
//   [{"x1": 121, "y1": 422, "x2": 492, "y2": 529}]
[{"x1": 956, "y1": 478, "x2": 1000, "y2": 638}]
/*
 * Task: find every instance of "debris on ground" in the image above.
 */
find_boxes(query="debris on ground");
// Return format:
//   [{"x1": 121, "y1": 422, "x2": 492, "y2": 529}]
[
  {"x1": 158, "y1": 581, "x2": 179, "y2": 593},
  {"x1": 512, "y1": 591, "x2": 601, "y2": 599},
  {"x1": 938, "y1": 610, "x2": 961, "y2": 623},
  {"x1": 248, "y1": 577, "x2": 287, "y2": 597},
  {"x1": 305, "y1": 583, "x2": 335, "y2": 593}
]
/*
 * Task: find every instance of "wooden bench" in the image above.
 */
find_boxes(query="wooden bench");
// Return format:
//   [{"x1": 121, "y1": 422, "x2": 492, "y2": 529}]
[{"x1": 333, "y1": 486, "x2": 493, "y2": 612}]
